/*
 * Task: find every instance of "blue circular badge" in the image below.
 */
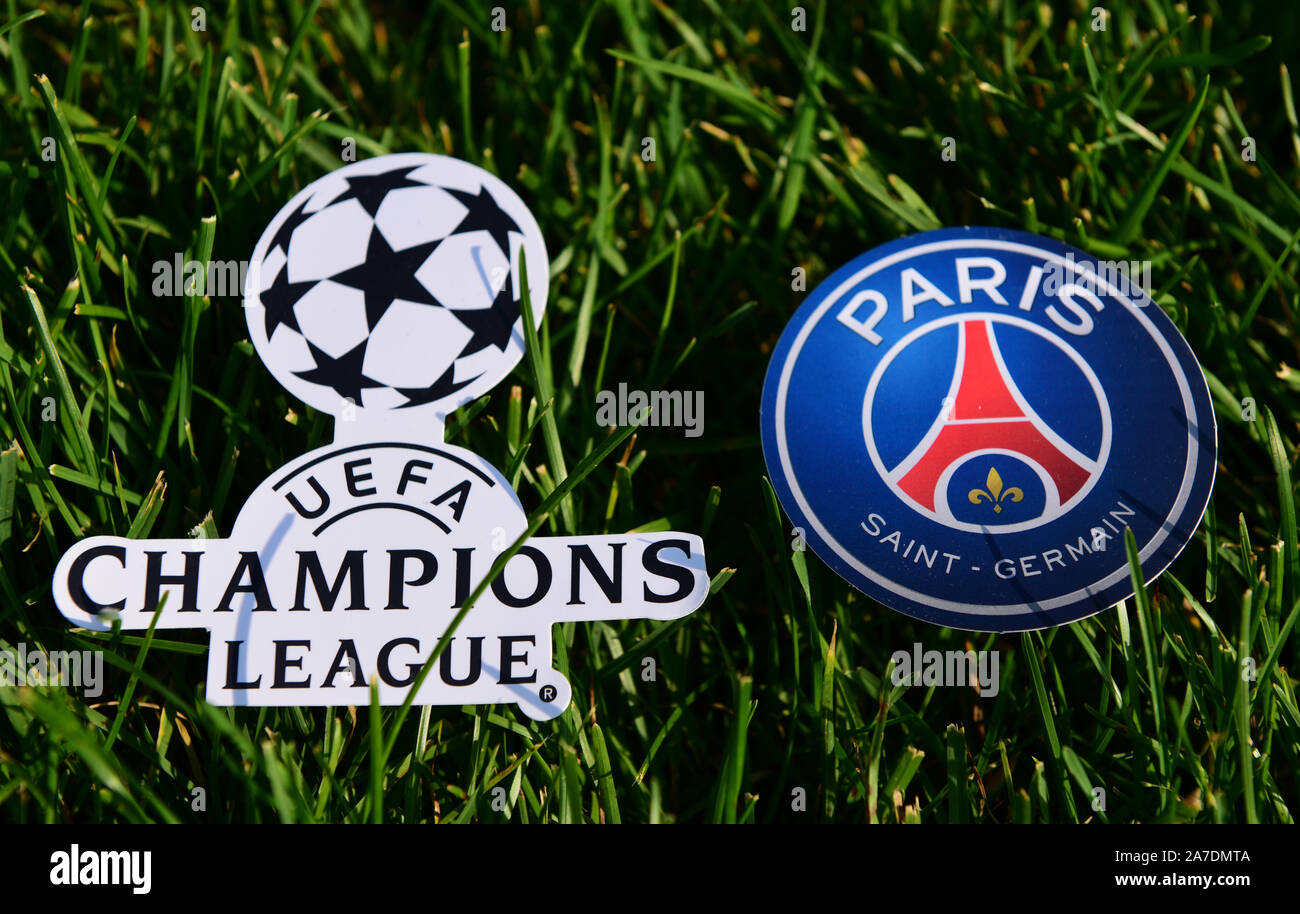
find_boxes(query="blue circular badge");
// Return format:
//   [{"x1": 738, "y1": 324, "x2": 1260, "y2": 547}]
[{"x1": 760, "y1": 227, "x2": 1217, "y2": 631}]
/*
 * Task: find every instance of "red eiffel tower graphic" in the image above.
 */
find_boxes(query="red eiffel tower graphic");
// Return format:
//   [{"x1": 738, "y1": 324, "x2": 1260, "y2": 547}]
[{"x1": 894, "y1": 320, "x2": 1092, "y2": 512}]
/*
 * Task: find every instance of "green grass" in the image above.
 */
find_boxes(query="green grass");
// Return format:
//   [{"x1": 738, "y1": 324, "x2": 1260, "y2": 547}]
[{"x1": 1, "y1": 0, "x2": 1298, "y2": 823}]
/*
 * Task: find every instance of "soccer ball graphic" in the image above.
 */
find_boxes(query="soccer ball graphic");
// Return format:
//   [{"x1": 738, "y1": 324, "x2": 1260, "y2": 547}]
[{"x1": 244, "y1": 153, "x2": 549, "y2": 419}]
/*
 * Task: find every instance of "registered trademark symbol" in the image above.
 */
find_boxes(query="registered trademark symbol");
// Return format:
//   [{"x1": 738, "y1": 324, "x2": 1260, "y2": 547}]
[{"x1": 539, "y1": 684, "x2": 557, "y2": 702}]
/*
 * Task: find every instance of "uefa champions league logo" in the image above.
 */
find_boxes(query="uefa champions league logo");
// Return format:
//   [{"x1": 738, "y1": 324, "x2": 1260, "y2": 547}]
[{"x1": 51, "y1": 153, "x2": 709, "y2": 720}]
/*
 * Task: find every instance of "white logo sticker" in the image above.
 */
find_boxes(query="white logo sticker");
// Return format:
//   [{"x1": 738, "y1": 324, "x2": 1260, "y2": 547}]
[{"x1": 51, "y1": 153, "x2": 709, "y2": 720}]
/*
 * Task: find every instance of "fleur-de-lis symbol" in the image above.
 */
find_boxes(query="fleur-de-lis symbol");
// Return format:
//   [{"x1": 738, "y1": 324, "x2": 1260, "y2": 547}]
[{"x1": 968, "y1": 467, "x2": 1023, "y2": 514}]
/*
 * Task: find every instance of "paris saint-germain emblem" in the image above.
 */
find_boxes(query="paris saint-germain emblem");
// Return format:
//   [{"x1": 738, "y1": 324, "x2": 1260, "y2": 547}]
[{"x1": 761, "y1": 227, "x2": 1216, "y2": 631}]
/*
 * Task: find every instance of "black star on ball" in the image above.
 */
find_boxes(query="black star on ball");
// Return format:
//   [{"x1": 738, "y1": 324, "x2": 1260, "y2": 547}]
[
  {"x1": 259, "y1": 266, "x2": 315, "y2": 340},
  {"x1": 452, "y1": 273, "x2": 521, "y2": 357},
  {"x1": 396, "y1": 363, "x2": 479, "y2": 408},
  {"x1": 266, "y1": 198, "x2": 317, "y2": 257},
  {"x1": 329, "y1": 226, "x2": 443, "y2": 329},
  {"x1": 294, "y1": 338, "x2": 384, "y2": 404},
  {"x1": 444, "y1": 185, "x2": 522, "y2": 256},
  {"x1": 326, "y1": 166, "x2": 426, "y2": 217}
]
